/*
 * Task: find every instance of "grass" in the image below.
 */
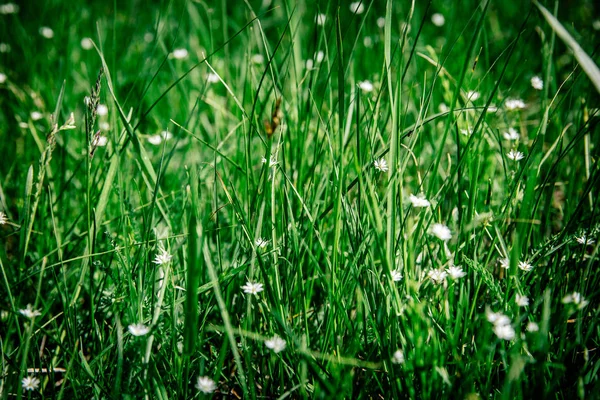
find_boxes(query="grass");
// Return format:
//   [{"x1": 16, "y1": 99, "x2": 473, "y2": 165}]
[{"x1": 1, "y1": 0, "x2": 599, "y2": 398}]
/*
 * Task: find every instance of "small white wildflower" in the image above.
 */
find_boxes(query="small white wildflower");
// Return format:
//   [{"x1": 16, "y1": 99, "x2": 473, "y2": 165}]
[
  {"x1": 99, "y1": 121, "x2": 110, "y2": 131},
  {"x1": 251, "y1": 54, "x2": 264, "y2": 64},
  {"x1": 147, "y1": 131, "x2": 173, "y2": 145},
  {"x1": 391, "y1": 349, "x2": 405, "y2": 364},
  {"x1": 315, "y1": 13, "x2": 327, "y2": 25},
  {"x1": 241, "y1": 281, "x2": 264, "y2": 295},
  {"x1": 39, "y1": 26, "x2": 54, "y2": 39},
  {"x1": 505, "y1": 98, "x2": 526, "y2": 110},
  {"x1": 493, "y1": 324, "x2": 516, "y2": 340},
  {"x1": 96, "y1": 104, "x2": 108, "y2": 116},
  {"x1": 0, "y1": 3, "x2": 19, "y2": 14},
  {"x1": 531, "y1": 76, "x2": 543, "y2": 90},
  {"x1": 265, "y1": 335, "x2": 286, "y2": 353},
  {"x1": 430, "y1": 223, "x2": 452, "y2": 241},
  {"x1": 377, "y1": 17, "x2": 386, "y2": 28},
  {"x1": 408, "y1": 193, "x2": 430, "y2": 208},
  {"x1": 349, "y1": 2, "x2": 365, "y2": 14},
  {"x1": 19, "y1": 304, "x2": 42, "y2": 319},
  {"x1": 363, "y1": 36, "x2": 373, "y2": 48},
  {"x1": 153, "y1": 248, "x2": 173, "y2": 265},
  {"x1": 30, "y1": 111, "x2": 43, "y2": 121},
  {"x1": 305, "y1": 59, "x2": 314, "y2": 69},
  {"x1": 19, "y1": 122, "x2": 28, "y2": 129},
  {"x1": 171, "y1": 48, "x2": 189, "y2": 59},
  {"x1": 466, "y1": 91, "x2": 480, "y2": 101},
  {"x1": 0, "y1": 43, "x2": 10, "y2": 53},
  {"x1": 315, "y1": 51, "x2": 325, "y2": 63},
  {"x1": 358, "y1": 80, "x2": 374, "y2": 92},
  {"x1": 0, "y1": 211, "x2": 7, "y2": 225},
  {"x1": 81, "y1": 37, "x2": 93, "y2": 50},
  {"x1": 390, "y1": 269, "x2": 403, "y2": 282},
  {"x1": 460, "y1": 128, "x2": 473, "y2": 136},
  {"x1": 144, "y1": 32, "x2": 154, "y2": 42},
  {"x1": 575, "y1": 234, "x2": 595, "y2": 245},
  {"x1": 0, "y1": 72, "x2": 6, "y2": 84},
  {"x1": 503, "y1": 127, "x2": 520, "y2": 141},
  {"x1": 507, "y1": 150, "x2": 524, "y2": 161},
  {"x1": 515, "y1": 294, "x2": 529, "y2": 307},
  {"x1": 428, "y1": 269, "x2": 448, "y2": 285},
  {"x1": 195, "y1": 376, "x2": 217, "y2": 394},
  {"x1": 431, "y1": 13, "x2": 445, "y2": 27},
  {"x1": 562, "y1": 292, "x2": 589, "y2": 309},
  {"x1": 446, "y1": 266, "x2": 466, "y2": 279},
  {"x1": 499, "y1": 258, "x2": 510, "y2": 269},
  {"x1": 594, "y1": 20, "x2": 600, "y2": 30},
  {"x1": 486, "y1": 310, "x2": 507, "y2": 325},
  {"x1": 255, "y1": 238, "x2": 269, "y2": 249},
  {"x1": 439, "y1": 103, "x2": 449, "y2": 113},
  {"x1": 207, "y1": 72, "x2": 219, "y2": 83},
  {"x1": 128, "y1": 323, "x2": 150, "y2": 336},
  {"x1": 21, "y1": 376, "x2": 40, "y2": 391},
  {"x1": 92, "y1": 135, "x2": 108, "y2": 147},
  {"x1": 526, "y1": 321, "x2": 539, "y2": 332},
  {"x1": 373, "y1": 158, "x2": 388, "y2": 172},
  {"x1": 518, "y1": 261, "x2": 533, "y2": 272}
]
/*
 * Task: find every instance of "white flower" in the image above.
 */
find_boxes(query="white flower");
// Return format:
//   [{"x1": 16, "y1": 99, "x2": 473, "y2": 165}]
[
  {"x1": 507, "y1": 150, "x2": 524, "y2": 161},
  {"x1": 153, "y1": 248, "x2": 173, "y2": 265},
  {"x1": 0, "y1": 211, "x2": 7, "y2": 225},
  {"x1": 99, "y1": 121, "x2": 110, "y2": 131},
  {"x1": 19, "y1": 304, "x2": 42, "y2": 319},
  {"x1": 575, "y1": 234, "x2": 595, "y2": 245},
  {"x1": 315, "y1": 51, "x2": 325, "y2": 63},
  {"x1": 430, "y1": 223, "x2": 452, "y2": 241},
  {"x1": 30, "y1": 111, "x2": 43, "y2": 121},
  {"x1": 408, "y1": 193, "x2": 430, "y2": 208},
  {"x1": 92, "y1": 135, "x2": 108, "y2": 147},
  {"x1": 207, "y1": 72, "x2": 219, "y2": 83},
  {"x1": 251, "y1": 54, "x2": 264, "y2": 64},
  {"x1": 377, "y1": 17, "x2": 385, "y2": 28},
  {"x1": 391, "y1": 349, "x2": 405, "y2": 364},
  {"x1": 373, "y1": 158, "x2": 388, "y2": 172},
  {"x1": 315, "y1": 13, "x2": 327, "y2": 26},
  {"x1": 255, "y1": 238, "x2": 269, "y2": 249},
  {"x1": 349, "y1": 2, "x2": 365, "y2": 14},
  {"x1": 241, "y1": 281, "x2": 264, "y2": 295},
  {"x1": 144, "y1": 32, "x2": 154, "y2": 42},
  {"x1": 81, "y1": 37, "x2": 93, "y2": 50},
  {"x1": 499, "y1": 258, "x2": 510, "y2": 269},
  {"x1": 431, "y1": 13, "x2": 445, "y2": 27},
  {"x1": 39, "y1": 26, "x2": 54, "y2": 39},
  {"x1": 446, "y1": 266, "x2": 466, "y2": 279},
  {"x1": 363, "y1": 37, "x2": 373, "y2": 48},
  {"x1": 503, "y1": 128, "x2": 520, "y2": 141},
  {"x1": 148, "y1": 131, "x2": 173, "y2": 145},
  {"x1": 265, "y1": 335, "x2": 286, "y2": 353},
  {"x1": 526, "y1": 321, "x2": 539, "y2": 332},
  {"x1": 305, "y1": 59, "x2": 314, "y2": 70},
  {"x1": 486, "y1": 309, "x2": 515, "y2": 340},
  {"x1": 493, "y1": 324, "x2": 516, "y2": 340},
  {"x1": 594, "y1": 20, "x2": 600, "y2": 30},
  {"x1": 96, "y1": 104, "x2": 108, "y2": 116},
  {"x1": 460, "y1": 128, "x2": 473, "y2": 136},
  {"x1": 505, "y1": 98, "x2": 526, "y2": 110},
  {"x1": 21, "y1": 376, "x2": 40, "y2": 391},
  {"x1": 358, "y1": 80, "x2": 374, "y2": 92},
  {"x1": 428, "y1": 269, "x2": 448, "y2": 285},
  {"x1": 0, "y1": 72, "x2": 6, "y2": 84},
  {"x1": 531, "y1": 76, "x2": 543, "y2": 90},
  {"x1": 0, "y1": 43, "x2": 10, "y2": 53},
  {"x1": 466, "y1": 91, "x2": 480, "y2": 101},
  {"x1": 518, "y1": 261, "x2": 533, "y2": 272},
  {"x1": 0, "y1": 3, "x2": 19, "y2": 14},
  {"x1": 171, "y1": 48, "x2": 188, "y2": 59},
  {"x1": 195, "y1": 376, "x2": 217, "y2": 393},
  {"x1": 128, "y1": 323, "x2": 150, "y2": 336},
  {"x1": 515, "y1": 294, "x2": 529, "y2": 307},
  {"x1": 562, "y1": 292, "x2": 588, "y2": 309},
  {"x1": 390, "y1": 269, "x2": 403, "y2": 282}
]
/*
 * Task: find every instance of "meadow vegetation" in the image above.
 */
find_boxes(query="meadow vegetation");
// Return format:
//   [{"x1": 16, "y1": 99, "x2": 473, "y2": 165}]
[{"x1": 0, "y1": 0, "x2": 599, "y2": 398}]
